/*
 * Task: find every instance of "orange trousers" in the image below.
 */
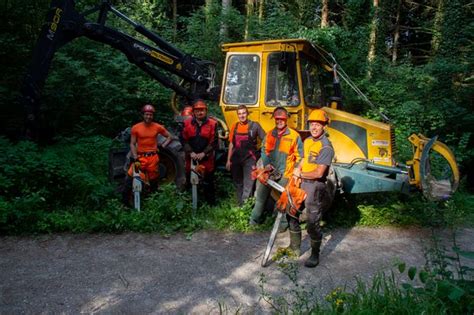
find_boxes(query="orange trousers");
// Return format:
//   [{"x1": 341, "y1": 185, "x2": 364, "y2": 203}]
[{"x1": 127, "y1": 154, "x2": 160, "y2": 183}]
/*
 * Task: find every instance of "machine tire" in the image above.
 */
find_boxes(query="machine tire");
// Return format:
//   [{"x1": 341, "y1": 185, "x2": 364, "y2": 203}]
[{"x1": 157, "y1": 140, "x2": 186, "y2": 191}]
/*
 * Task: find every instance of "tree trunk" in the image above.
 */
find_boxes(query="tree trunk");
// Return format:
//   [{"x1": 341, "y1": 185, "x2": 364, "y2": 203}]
[
  {"x1": 220, "y1": 0, "x2": 232, "y2": 39},
  {"x1": 321, "y1": 0, "x2": 329, "y2": 28},
  {"x1": 431, "y1": 0, "x2": 445, "y2": 56},
  {"x1": 392, "y1": 0, "x2": 401, "y2": 63},
  {"x1": 368, "y1": 0, "x2": 379, "y2": 63},
  {"x1": 258, "y1": 0, "x2": 264, "y2": 24},
  {"x1": 367, "y1": 0, "x2": 379, "y2": 77},
  {"x1": 244, "y1": 0, "x2": 255, "y2": 40},
  {"x1": 172, "y1": 0, "x2": 177, "y2": 42}
]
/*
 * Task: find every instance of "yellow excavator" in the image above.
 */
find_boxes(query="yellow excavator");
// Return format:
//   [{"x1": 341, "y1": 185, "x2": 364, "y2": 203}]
[
  {"x1": 217, "y1": 39, "x2": 459, "y2": 207},
  {"x1": 22, "y1": 1, "x2": 459, "y2": 208}
]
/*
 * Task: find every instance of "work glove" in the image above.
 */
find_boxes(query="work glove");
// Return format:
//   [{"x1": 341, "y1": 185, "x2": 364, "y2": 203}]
[
  {"x1": 264, "y1": 164, "x2": 274, "y2": 172},
  {"x1": 130, "y1": 157, "x2": 141, "y2": 171}
]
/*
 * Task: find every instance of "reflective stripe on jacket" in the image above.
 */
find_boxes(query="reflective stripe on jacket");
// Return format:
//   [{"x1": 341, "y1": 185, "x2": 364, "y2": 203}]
[
  {"x1": 261, "y1": 127, "x2": 303, "y2": 178},
  {"x1": 181, "y1": 116, "x2": 218, "y2": 172}
]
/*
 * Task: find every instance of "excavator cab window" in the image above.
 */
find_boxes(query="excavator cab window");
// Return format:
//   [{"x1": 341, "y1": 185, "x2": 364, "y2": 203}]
[
  {"x1": 223, "y1": 54, "x2": 260, "y2": 105},
  {"x1": 300, "y1": 53, "x2": 324, "y2": 108},
  {"x1": 320, "y1": 72, "x2": 337, "y2": 108},
  {"x1": 265, "y1": 52, "x2": 300, "y2": 107}
]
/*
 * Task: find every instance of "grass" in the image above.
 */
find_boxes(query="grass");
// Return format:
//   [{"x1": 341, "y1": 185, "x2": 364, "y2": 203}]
[
  {"x1": 0, "y1": 134, "x2": 472, "y2": 234},
  {"x1": 1, "y1": 173, "x2": 473, "y2": 235},
  {"x1": 256, "y1": 229, "x2": 474, "y2": 314},
  {"x1": 327, "y1": 185, "x2": 474, "y2": 228}
]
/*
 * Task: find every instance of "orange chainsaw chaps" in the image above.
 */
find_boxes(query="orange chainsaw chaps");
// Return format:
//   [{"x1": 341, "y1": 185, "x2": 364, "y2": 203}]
[
  {"x1": 276, "y1": 191, "x2": 289, "y2": 213},
  {"x1": 276, "y1": 177, "x2": 307, "y2": 216}
]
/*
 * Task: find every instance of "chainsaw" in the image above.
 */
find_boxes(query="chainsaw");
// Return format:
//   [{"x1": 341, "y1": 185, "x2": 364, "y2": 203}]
[
  {"x1": 252, "y1": 167, "x2": 306, "y2": 267},
  {"x1": 132, "y1": 163, "x2": 142, "y2": 211},
  {"x1": 261, "y1": 178, "x2": 289, "y2": 267},
  {"x1": 190, "y1": 160, "x2": 200, "y2": 214}
]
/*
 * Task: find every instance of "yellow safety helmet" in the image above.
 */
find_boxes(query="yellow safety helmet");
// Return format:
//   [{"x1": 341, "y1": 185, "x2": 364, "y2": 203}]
[{"x1": 308, "y1": 109, "x2": 329, "y2": 124}]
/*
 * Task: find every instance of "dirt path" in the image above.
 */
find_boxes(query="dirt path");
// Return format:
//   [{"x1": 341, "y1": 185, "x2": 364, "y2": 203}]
[{"x1": 1, "y1": 227, "x2": 473, "y2": 314}]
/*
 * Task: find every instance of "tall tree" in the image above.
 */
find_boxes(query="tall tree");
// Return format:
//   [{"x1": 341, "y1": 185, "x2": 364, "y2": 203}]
[
  {"x1": 258, "y1": 0, "x2": 264, "y2": 23},
  {"x1": 321, "y1": 0, "x2": 329, "y2": 28},
  {"x1": 172, "y1": 0, "x2": 177, "y2": 41},
  {"x1": 367, "y1": 0, "x2": 379, "y2": 76},
  {"x1": 220, "y1": 0, "x2": 232, "y2": 39},
  {"x1": 391, "y1": 0, "x2": 402, "y2": 62},
  {"x1": 430, "y1": 0, "x2": 445, "y2": 56},
  {"x1": 367, "y1": 0, "x2": 379, "y2": 63},
  {"x1": 244, "y1": 0, "x2": 255, "y2": 40}
]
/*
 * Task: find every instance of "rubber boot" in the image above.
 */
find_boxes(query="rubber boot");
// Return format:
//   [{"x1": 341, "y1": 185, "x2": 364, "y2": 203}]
[
  {"x1": 278, "y1": 215, "x2": 289, "y2": 233},
  {"x1": 287, "y1": 230, "x2": 301, "y2": 257},
  {"x1": 304, "y1": 240, "x2": 321, "y2": 268}
]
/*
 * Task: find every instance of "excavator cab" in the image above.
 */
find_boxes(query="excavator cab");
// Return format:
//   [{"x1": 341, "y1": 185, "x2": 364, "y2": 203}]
[{"x1": 220, "y1": 39, "x2": 459, "y2": 200}]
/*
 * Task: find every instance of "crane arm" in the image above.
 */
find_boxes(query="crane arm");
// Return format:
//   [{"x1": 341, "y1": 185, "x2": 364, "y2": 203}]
[{"x1": 21, "y1": 0, "x2": 219, "y2": 137}]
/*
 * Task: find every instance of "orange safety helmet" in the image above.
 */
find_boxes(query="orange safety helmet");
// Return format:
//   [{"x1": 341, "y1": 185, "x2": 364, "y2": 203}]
[
  {"x1": 181, "y1": 106, "x2": 193, "y2": 117},
  {"x1": 308, "y1": 109, "x2": 329, "y2": 124},
  {"x1": 192, "y1": 100, "x2": 207, "y2": 110},
  {"x1": 142, "y1": 104, "x2": 156, "y2": 113},
  {"x1": 273, "y1": 107, "x2": 288, "y2": 120}
]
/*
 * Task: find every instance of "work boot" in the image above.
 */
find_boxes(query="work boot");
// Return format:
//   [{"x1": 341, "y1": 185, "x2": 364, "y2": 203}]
[
  {"x1": 278, "y1": 223, "x2": 289, "y2": 233},
  {"x1": 278, "y1": 216, "x2": 289, "y2": 233},
  {"x1": 287, "y1": 230, "x2": 301, "y2": 257},
  {"x1": 304, "y1": 240, "x2": 321, "y2": 268}
]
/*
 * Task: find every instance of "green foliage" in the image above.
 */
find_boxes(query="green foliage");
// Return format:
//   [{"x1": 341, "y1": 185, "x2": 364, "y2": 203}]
[
  {"x1": 2, "y1": 0, "x2": 472, "y2": 167},
  {"x1": 329, "y1": 188, "x2": 474, "y2": 228},
  {"x1": 180, "y1": 10, "x2": 223, "y2": 70},
  {"x1": 393, "y1": 234, "x2": 474, "y2": 314},
  {"x1": 256, "y1": 231, "x2": 474, "y2": 314},
  {"x1": 1, "y1": 184, "x2": 201, "y2": 235},
  {"x1": 0, "y1": 0, "x2": 473, "y2": 235},
  {"x1": 42, "y1": 39, "x2": 174, "y2": 137},
  {"x1": 202, "y1": 173, "x2": 258, "y2": 232},
  {"x1": 0, "y1": 136, "x2": 116, "y2": 233},
  {"x1": 259, "y1": 259, "x2": 322, "y2": 313},
  {"x1": 210, "y1": 197, "x2": 255, "y2": 232},
  {"x1": 250, "y1": 0, "x2": 301, "y2": 40}
]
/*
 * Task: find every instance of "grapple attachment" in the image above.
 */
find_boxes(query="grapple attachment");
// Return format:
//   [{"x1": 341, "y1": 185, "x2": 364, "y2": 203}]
[{"x1": 407, "y1": 134, "x2": 459, "y2": 200}]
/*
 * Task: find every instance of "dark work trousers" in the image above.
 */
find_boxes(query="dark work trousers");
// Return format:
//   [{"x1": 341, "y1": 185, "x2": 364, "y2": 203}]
[
  {"x1": 202, "y1": 172, "x2": 216, "y2": 205},
  {"x1": 230, "y1": 157, "x2": 256, "y2": 206},
  {"x1": 288, "y1": 180, "x2": 326, "y2": 241},
  {"x1": 186, "y1": 171, "x2": 216, "y2": 206},
  {"x1": 121, "y1": 176, "x2": 133, "y2": 206}
]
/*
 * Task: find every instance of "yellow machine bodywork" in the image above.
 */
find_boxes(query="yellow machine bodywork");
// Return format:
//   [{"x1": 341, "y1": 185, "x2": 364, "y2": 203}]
[
  {"x1": 220, "y1": 39, "x2": 395, "y2": 166},
  {"x1": 219, "y1": 39, "x2": 459, "y2": 198}
]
